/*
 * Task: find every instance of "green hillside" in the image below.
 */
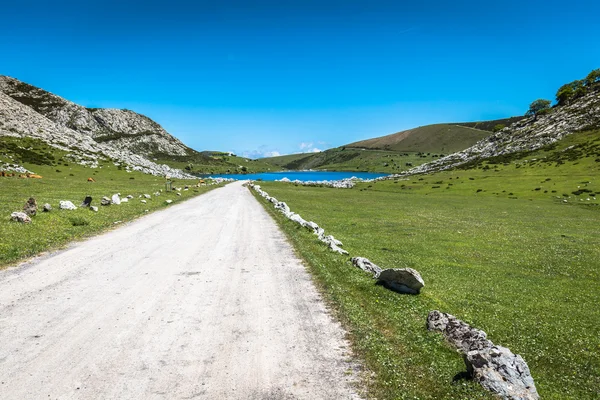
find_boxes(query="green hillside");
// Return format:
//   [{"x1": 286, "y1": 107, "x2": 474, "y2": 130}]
[{"x1": 346, "y1": 123, "x2": 491, "y2": 153}]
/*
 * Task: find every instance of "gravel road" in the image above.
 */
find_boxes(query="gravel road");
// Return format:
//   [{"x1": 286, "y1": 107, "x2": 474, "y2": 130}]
[{"x1": 0, "y1": 181, "x2": 360, "y2": 399}]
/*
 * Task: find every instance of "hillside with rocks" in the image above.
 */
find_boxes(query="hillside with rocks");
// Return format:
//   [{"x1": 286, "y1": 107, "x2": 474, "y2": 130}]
[
  {"x1": 0, "y1": 76, "x2": 215, "y2": 178},
  {"x1": 402, "y1": 76, "x2": 600, "y2": 176}
]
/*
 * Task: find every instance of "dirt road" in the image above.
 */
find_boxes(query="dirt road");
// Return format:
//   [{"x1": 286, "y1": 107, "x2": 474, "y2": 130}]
[{"x1": 0, "y1": 181, "x2": 360, "y2": 399}]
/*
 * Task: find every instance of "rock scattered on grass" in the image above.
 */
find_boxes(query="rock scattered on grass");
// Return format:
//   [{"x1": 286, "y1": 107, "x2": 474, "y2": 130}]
[
  {"x1": 101, "y1": 196, "x2": 111, "y2": 206},
  {"x1": 42, "y1": 203, "x2": 52, "y2": 212},
  {"x1": 23, "y1": 197, "x2": 37, "y2": 216},
  {"x1": 351, "y1": 257, "x2": 382, "y2": 277},
  {"x1": 81, "y1": 196, "x2": 92, "y2": 207},
  {"x1": 143, "y1": 194, "x2": 151, "y2": 199},
  {"x1": 90, "y1": 206, "x2": 98, "y2": 212},
  {"x1": 140, "y1": 199, "x2": 147, "y2": 204},
  {"x1": 59, "y1": 200, "x2": 77, "y2": 210},
  {"x1": 377, "y1": 268, "x2": 424, "y2": 294},
  {"x1": 111, "y1": 194, "x2": 121, "y2": 205},
  {"x1": 427, "y1": 310, "x2": 538, "y2": 400},
  {"x1": 11, "y1": 211, "x2": 31, "y2": 223},
  {"x1": 165, "y1": 199, "x2": 173, "y2": 204}
]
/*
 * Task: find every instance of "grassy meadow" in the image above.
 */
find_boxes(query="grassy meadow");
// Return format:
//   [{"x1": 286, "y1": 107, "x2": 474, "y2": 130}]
[
  {"x1": 0, "y1": 136, "x2": 221, "y2": 269},
  {"x1": 253, "y1": 129, "x2": 600, "y2": 399}
]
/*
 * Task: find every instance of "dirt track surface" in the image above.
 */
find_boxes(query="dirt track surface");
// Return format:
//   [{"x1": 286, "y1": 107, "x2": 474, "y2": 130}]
[{"x1": 0, "y1": 181, "x2": 360, "y2": 399}]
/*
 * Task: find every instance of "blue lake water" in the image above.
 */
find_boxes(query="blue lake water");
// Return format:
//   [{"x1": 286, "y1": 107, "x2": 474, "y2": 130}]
[{"x1": 201, "y1": 171, "x2": 388, "y2": 182}]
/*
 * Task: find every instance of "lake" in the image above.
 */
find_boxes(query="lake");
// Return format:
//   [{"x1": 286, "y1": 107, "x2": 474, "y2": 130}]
[{"x1": 201, "y1": 171, "x2": 389, "y2": 182}]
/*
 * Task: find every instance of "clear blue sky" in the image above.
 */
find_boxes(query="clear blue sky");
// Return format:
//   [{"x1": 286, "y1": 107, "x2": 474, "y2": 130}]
[{"x1": 2, "y1": 0, "x2": 599, "y2": 157}]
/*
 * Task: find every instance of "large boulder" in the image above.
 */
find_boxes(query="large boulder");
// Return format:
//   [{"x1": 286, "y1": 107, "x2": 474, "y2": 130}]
[
  {"x1": 23, "y1": 197, "x2": 37, "y2": 216},
  {"x1": 351, "y1": 257, "x2": 382, "y2": 277},
  {"x1": 59, "y1": 200, "x2": 77, "y2": 210},
  {"x1": 11, "y1": 211, "x2": 31, "y2": 223},
  {"x1": 377, "y1": 268, "x2": 424, "y2": 294},
  {"x1": 466, "y1": 346, "x2": 539, "y2": 400},
  {"x1": 427, "y1": 311, "x2": 538, "y2": 400}
]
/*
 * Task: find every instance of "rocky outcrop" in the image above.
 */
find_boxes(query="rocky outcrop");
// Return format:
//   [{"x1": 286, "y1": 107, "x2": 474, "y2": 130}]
[
  {"x1": 0, "y1": 76, "x2": 195, "y2": 179},
  {"x1": 427, "y1": 311, "x2": 538, "y2": 400},
  {"x1": 397, "y1": 86, "x2": 600, "y2": 175}
]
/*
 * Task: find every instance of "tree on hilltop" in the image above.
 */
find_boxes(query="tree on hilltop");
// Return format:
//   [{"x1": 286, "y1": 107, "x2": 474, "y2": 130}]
[
  {"x1": 526, "y1": 99, "x2": 552, "y2": 119},
  {"x1": 584, "y1": 69, "x2": 600, "y2": 87}
]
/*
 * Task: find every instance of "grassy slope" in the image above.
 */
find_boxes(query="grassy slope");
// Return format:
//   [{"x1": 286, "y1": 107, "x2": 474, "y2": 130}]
[
  {"x1": 345, "y1": 124, "x2": 491, "y2": 153},
  {"x1": 154, "y1": 151, "x2": 282, "y2": 175},
  {"x1": 262, "y1": 123, "x2": 493, "y2": 173},
  {"x1": 262, "y1": 148, "x2": 442, "y2": 174},
  {"x1": 0, "y1": 136, "x2": 221, "y2": 268},
  {"x1": 253, "y1": 129, "x2": 600, "y2": 399}
]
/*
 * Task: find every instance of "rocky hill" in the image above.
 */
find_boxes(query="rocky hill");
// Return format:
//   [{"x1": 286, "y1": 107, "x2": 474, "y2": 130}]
[
  {"x1": 0, "y1": 76, "x2": 196, "y2": 178},
  {"x1": 402, "y1": 80, "x2": 600, "y2": 176}
]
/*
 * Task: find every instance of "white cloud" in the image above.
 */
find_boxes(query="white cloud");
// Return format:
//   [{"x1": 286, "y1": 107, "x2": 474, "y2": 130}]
[
  {"x1": 240, "y1": 146, "x2": 284, "y2": 159},
  {"x1": 299, "y1": 142, "x2": 313, "y2": 150},
  {"x1": 310, "y1": 148, "x2": 321, "y2": 153}
]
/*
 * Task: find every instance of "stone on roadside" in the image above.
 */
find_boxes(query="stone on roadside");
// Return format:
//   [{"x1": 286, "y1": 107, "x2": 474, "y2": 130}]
[
  {"x1": 165, "y1": 199, "x2": 173, "y2": 204},
  {"x1": 101, "y1": 196, "x2": 111, "y2": 206},
  {"x1": 59, "y1": 200, "x2": 77, "y2": 210},
  {"x1": 23, "y1": 197, "x2": 37, "y2": 216},
  {"x1": 11, "y1": 211, "x2": 31, "y2": 223},
  {"x1": 377, "y1": 268, "x2": 424, "y2": 294},
  {"x1": 111, "y1": 194, "x2": 121, "y2": 205},
  {"x1": 329, "y1": 242, "x2": 349, "y2": 255},
  {"x1": 465, "y1": 346, "x2": 539, "y2": 400},
  {"x1": 81, "y1": 196, "x2": 92, "y2": 207},
  {"x1": 90, "y1": 206, "x2": 99, "y2": 212},
  {"x1": 42, "y1": 203, "x2": 52, "y2": 212},
  {"x1": 351, "y1": 257, "x2": 382, "y2": 277},
  {"x1": 426, "y1": 310, "x2": 491, "y2": 353}
]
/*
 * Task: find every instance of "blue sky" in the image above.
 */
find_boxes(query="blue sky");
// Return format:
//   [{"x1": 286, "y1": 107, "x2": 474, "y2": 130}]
[{"x1": 2, "y1": 0, "x2": 599, "y2": 157}]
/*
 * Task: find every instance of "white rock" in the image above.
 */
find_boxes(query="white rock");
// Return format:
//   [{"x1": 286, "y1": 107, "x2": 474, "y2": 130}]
[
  {"x1": 10, "y1": 211, "x2": 31, "y2": 223},
  {"x1": 111, "y1": 194, "x2": 121, "y2": 205},
  {"x1": 59, "y1": 200, "x2": 77, "y2": 210}
]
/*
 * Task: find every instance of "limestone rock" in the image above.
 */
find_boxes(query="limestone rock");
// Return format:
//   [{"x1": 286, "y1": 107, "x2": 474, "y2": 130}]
[
  {"x1": 351, "y1": 257, "x2": 382, "y2": 277},
  {"x1": 165, "y1": 199, "x2": 173, "y2": 204},
  {"x1": 377, "y1": 268, "x2": 424, "y2": 294},
  {"x1": 11, "y1": 211, "x2": 31, "y2": 223},
  {"x1": 466, "y1": 346, "x2": 539, "y2": 400},
  {"x1": 140, "y1": 199, "x2": 147, "y2": 204},
  {"x1": 329, "y1": 242, "x2": 349, "y2": 255},
  {"x1": 100, "y1": 196, "x2": 111, "y2": 206},
  {"x1": 126, "y1": 195, "x2": 133, "y2": 199},
  {"x1": 90, "y1": 206, "x2": 99, "y2": 212},
  {"x1": 23, "y1": 197, "x2": 37, "y2": 216},
  {"x1": 143, "y1": 194, "x2": 151, "y2": 199},
  {"x1": 111, "y1": 194, "x2": 121, "y2": 205},
  {"x1": 121, "y1": 197, "x2": 128, "y2": 203},
  {"x1": 59, "y1": 200, "x2": 77, "y2": 210},
  {"x1": 426, "y1": 311, "x2": 492, "y2": 353},
  {"x1": 42, "y1": 203, "x2": 52, "y2": 212}
]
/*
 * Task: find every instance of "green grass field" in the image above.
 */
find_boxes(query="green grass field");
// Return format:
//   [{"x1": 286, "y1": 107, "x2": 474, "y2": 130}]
[
  {"x1": 0, "y1": 136, "x2": 221, "y2": 269},
  {"x1": 253, "y1": 129, "x2": 600, "y2": 399}
]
